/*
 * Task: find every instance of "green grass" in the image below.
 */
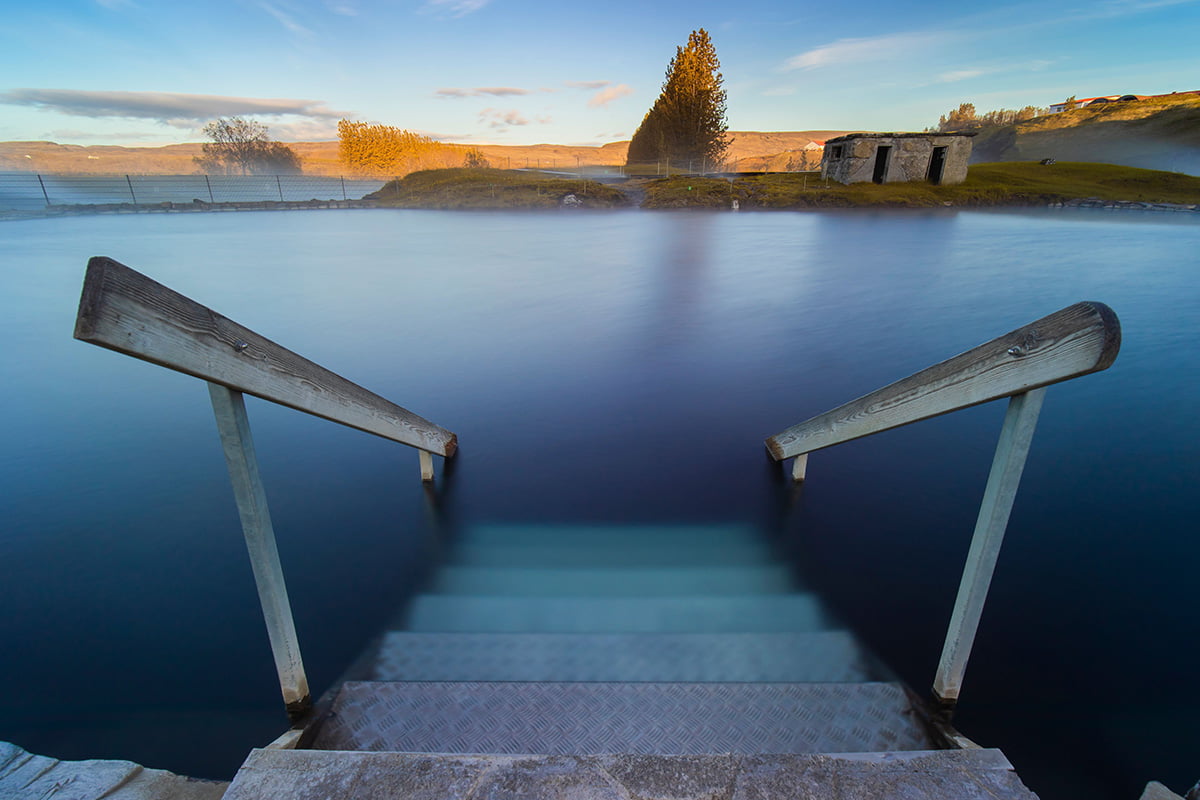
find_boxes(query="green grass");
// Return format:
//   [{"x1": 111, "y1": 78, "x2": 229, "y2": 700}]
[
  {"x1": 640, "y1": 162, "x2": 1200, "y2": 209},
  {"x1": 366, "y1": 168, "x2": 630, "y2": 209},
  {"x1": 363, "y1": 163, "x2": 1200, "y2": 211}
]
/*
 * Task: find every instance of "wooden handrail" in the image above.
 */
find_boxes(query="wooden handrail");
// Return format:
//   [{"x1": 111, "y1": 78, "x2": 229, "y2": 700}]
[
  {"x1": 766, "y1": 301, "x2": 1120, "y2": 465},
  {"x1": 75, "y1": 256, "x2": 457, "y2": 458},
  {"x1": 762, "y1": 301, "x2": 1121, "y2": 710}
]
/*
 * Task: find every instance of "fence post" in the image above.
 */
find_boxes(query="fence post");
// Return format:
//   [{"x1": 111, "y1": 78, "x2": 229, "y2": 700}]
[
  {"x1": 205, "y1": 175, "x2": 214, "y2": 204},
  {"x1": 125, "y1": 175, "x2": 138, "y2": 206},
  {"x1": 341, "y1": 176, "x2": 347, "y2": 201},
  {"x1": 933, "y1": 387, "x2": 1046, "y2": 708},
  {"x1": 37, "y1": 174, "x2": 51, "y2": 207},
  {"x1": 276, "y1": 175, "x2": 284, "y2": 202},
  {"x1": 207, "y1": 382, "x2": 311, "y2": 720}
]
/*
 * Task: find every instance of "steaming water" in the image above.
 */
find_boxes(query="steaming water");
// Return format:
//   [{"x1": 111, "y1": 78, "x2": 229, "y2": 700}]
[{"x1": 0, "y1": 208, "x2": 1197, "y2": 799}]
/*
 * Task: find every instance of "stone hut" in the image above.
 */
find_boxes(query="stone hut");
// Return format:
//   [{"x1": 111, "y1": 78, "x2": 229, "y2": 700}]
[{"x1": 821, "y1": 133, "x2": 974, "y2": 186}]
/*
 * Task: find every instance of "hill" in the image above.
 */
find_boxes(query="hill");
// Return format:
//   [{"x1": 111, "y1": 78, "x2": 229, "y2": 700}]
[
  {"x1": 0, "y1": 131, "x2": 853, "y2": 177},
  {"x1": 971, "y1": 93, "x2": 1200, "y2": 175}
]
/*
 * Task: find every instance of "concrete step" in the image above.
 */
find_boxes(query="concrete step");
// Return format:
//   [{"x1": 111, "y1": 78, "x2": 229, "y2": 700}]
[
  {"x1": 0, "y1": 741, "x2": 227, "y2": 800},
  {"x1": 428, "y1": 564, "x2": 798, "y2": 596},
  {"x1": 225, "y1": 748, "x2": 1038, "y2": 800},
  {"x1": 366, "y1": 631, "x2": 883, "y2": 682},
  {"x1": 400, "y1": 593, "x2": 832, "y2": 633},
  {"x1": 309, "y1": 681, "x2": 936, "y2": 755}
]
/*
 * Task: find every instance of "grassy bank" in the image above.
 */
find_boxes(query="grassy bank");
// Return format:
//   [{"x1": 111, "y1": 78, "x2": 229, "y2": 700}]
[
  {"x1": 642, "y1": 162, "x2": 1200, "y2": 209},
  {"x1": 367, "y1": 168, "x2": 630, "y2": 209},
  {"x1": 359, "y1": 162, "x2": 1200, "y2": 211}
]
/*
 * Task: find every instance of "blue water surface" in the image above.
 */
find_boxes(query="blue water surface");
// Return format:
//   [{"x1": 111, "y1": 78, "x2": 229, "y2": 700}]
[{"x1": 0, "y1": 207, "x2": 1196, "y2": 799}]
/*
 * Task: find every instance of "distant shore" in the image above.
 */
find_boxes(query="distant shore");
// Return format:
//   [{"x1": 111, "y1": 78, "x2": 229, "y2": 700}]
[{"x1": 5, "y1": 163, "x2": 1199, "y2": 220}]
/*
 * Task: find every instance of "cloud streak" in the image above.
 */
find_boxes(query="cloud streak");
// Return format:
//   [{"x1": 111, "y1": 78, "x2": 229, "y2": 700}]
[
  {"x1": 0, "y1": 89, "x2": 346, "y2": 127},
  {"x1": 588, "y1": 84, "x2": 633, "y2": 107},
  {"x1": 477, "y1": 108, "x2": 550, "y2": 130},
  {"x1": 784, "y1": 31, "x2": 956, "y2": 70},
  {"x1": 422, "y1": 0, "x2": 490, "y2": 17},
  {"x1": 436, "y1": 87, "x2": 534, "y2": 98}
]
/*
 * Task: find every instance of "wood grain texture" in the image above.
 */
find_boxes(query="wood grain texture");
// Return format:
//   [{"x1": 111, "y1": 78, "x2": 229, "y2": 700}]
[
  {"x1": 766, "y1": 301, "x2": 1119, "y2": 461},
  {"x1": 75, "y1": 256, "x2": 457, "y2": 457}
]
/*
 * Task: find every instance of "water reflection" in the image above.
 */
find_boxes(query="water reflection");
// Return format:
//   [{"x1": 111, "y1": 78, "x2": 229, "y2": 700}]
[{"x1": 0, "y1": 209, "x2": 1197, "y2": 798}]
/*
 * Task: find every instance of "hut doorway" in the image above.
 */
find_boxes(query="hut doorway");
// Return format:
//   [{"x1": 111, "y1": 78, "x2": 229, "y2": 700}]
[
  {"x1": 927, "y1": 146, "x2": 948, "y2": 185},
  {"x1": 872, "y1": 146, "x2": 892, "y2": 184}
]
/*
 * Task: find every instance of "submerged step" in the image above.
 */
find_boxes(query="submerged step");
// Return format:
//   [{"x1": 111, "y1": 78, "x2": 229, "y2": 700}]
[
  {"x1": 368, "y1": 631, "x2": 883, "y2": 683},
  {"x1": 311, "y1": 681, "x2": 937, "y2": 755},
  {"x1": 459, "y1": 523, "x2": 765, "y2": 549},
  {"x1": 401, "y1": 593, "x2": 832, "y2": 633},
  {"x1": 448, "y1": 541, "x2": 775, "y2": 568},
  {"x1": 226, "y1": 749, "x2": 1037, "y2": 800},
  {"x1": 429, "y1": 565, "x2": 798, "y2": 596}
]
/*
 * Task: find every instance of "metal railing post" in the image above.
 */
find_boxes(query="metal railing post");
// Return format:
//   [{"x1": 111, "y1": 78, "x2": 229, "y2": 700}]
[
  {"x1": 933, "y1": 387, "x2": 1046, "y2": 707},
  {"x1": 37, "y1": 174, "x2": 51, "y2": 207},
  {"x1": 125, "y1": 175, "x2": 138, "y2": 206},
  {"x1": 208, "y1": 382, "x2": 311, "y2": 720}
]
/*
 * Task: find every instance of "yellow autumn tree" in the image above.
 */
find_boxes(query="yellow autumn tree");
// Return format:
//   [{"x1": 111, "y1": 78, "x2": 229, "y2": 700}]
[{"x1": 337, "y1": 120, "x2": 476, "y2": 176}]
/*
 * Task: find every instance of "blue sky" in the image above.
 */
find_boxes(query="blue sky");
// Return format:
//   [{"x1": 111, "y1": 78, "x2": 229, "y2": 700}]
[{"x1": 1, "y1": 0, "x2": 1197, "y2": 146}]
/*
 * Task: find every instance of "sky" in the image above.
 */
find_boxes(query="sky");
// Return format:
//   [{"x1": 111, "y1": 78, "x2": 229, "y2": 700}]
[{"x1": 0, "y1": 0, "x2": 1197, "y2": 147}]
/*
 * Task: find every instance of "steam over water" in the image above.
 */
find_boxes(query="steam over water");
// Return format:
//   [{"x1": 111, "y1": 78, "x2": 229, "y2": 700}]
[{"x1": 1, "y1": 208, "x2": 1197, "y2": 799}]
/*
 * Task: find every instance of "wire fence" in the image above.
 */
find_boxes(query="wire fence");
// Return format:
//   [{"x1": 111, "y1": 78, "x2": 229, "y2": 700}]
[{"x1": 0, "y1": 173, "x2": 389, "y2": 211}]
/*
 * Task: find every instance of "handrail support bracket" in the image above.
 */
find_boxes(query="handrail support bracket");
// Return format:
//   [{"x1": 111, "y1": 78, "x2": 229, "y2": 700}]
[
  {"x1": 933, "y1": 387, "x2": 1046, "y2": 707},
  {"x1": 208, "y1": 382, "x2": 311, "y2": 719}
]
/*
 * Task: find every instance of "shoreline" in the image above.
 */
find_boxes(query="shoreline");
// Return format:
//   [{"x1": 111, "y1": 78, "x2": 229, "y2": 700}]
[{"x1": 4, "y1": 196, "x2": 1198, "y2": 221}]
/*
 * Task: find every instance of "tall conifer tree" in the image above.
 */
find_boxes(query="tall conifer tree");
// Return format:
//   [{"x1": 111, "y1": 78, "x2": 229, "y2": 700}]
[{"x1": 627, "y1": 29, "x2": 729, "y2": 170}]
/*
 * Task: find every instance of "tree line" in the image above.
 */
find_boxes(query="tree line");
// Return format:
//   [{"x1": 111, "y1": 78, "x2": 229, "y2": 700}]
[
  {"x1": 192, "y1": 116, "x2": 492, "y2": 177},
  {"x1": 931, "y1": 103, "x2": 1051, "y2": 133}
]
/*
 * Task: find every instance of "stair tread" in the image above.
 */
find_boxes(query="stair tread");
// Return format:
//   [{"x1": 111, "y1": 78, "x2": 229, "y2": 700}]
[
  {"x1": 429, "y1": 565, "x2": 798, "y2": 596},
  {"x1": 459, "y1": 523, "x2": 762, "y2": 546},
  {"x1": 401, "y1": 593, "x2": 832, "y2": 633},
  {"x1": 226, "y1": 748, "x2": 1038, "y2": 800},
  {"x1": 368, "y1": 631, "x2": 884, "y2": 682},
  {"x1": 449, "y1": 542, "x2": 774, "y2": 567},
  {"x1": 311, "y1": 681, "x2": 937, "y2": 755}
]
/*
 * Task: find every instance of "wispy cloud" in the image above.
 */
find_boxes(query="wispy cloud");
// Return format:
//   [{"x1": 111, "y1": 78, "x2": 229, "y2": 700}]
[
  {"x1": 0, "y1": 89, "x2": 346, "y2": 128},
  {"x1": 938, "y1": 69, "x2": 985, "y2": 83},
  {"x1": 565, "y1": 80, "x2": 611, "y2": 90},
  {"x1": 324, "y1": 0, "x2": 358, "y2": 14},
  {"x1": 588, "y1": 84, "x2": 633, "y2": 108},
  {"x1": 259, "y1": 2, "x2": 314, "y2": 37},
  {"x1": 784, "y1": 31, "x2": 957, "y2": 70},
  {"x1": 94, "y1": 0, "x2": 136, "y2": 9},
  {"x1": 422, "y1": 0, "x2": 490, "y2": 17},
  {"x1": 436, "y1": 87, "x2": 534, "y2": 98},
  {"x1": 478, "y1": 108, "x2": 538, "y2": 130},
  {"x1": 931, "y1": 58, "x2": 1057, "y2": 84}
]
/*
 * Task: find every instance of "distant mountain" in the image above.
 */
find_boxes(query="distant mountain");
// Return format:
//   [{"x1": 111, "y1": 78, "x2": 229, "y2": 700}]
[
  {"x1": 0, "y1": 131, "x2": 856, "y2": 176},
  {"x1": 970, "y1": 93, "x2": 1200, "y2": 175}
]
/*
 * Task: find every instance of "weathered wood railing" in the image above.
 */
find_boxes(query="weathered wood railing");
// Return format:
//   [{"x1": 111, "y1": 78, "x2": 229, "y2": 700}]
[
  {"x1": 766, "y1": 301, "x2": 1121, "y2": 709},
  {"x1": 74, "y1": 256, "x2": 457, "y2": 720}
]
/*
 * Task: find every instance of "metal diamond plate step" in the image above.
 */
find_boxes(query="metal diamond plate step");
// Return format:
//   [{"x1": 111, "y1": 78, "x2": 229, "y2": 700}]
[
  {"x1": 449, "y1": 541, "x2": 774, "y2": 568},
  {"x1": 367, "y1": 632, "x2": 883, "y2": 682},
  {"x1": 312, "y1": 681, "x2": 936, "y2": 755},
  {"x1": 400, "y1": 593, "x2": 831, "y2": 633},
  {"x1": 429, "y1": 565, "x2": 798, "y2": 596},
  {"x1": 225, "y1": 749, "x2": 1039, "y2": 800}
]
